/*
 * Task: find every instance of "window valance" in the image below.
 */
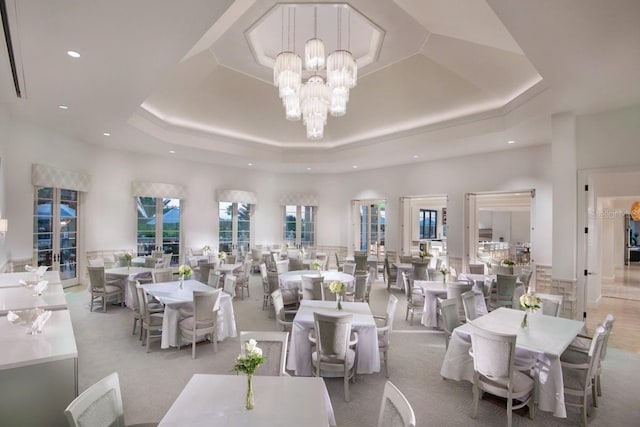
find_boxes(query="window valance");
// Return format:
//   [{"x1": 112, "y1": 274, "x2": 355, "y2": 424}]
[
  {"x1": 131, "y1": 181, "x2": 186, "y2": 199},
  {"x1": 32, "y1": 164, "x2": 91, "y2": 192},
  {"x1": 279, "y1": 194, "x2": 318, "y2": 206},
  {"x1": 216, "y1": 189, "x2": 258, "y2": 205}
]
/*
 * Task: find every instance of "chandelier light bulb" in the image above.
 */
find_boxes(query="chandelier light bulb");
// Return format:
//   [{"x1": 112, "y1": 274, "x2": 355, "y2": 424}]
[{"x1": 304, "y1": 38, "x2": 325, "y2": 71}]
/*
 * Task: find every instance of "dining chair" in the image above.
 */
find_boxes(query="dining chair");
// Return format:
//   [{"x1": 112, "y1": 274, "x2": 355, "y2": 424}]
[
  {"x1": 308, "y1": 311, "x2": 358, "y2": 402},
  {"x1": 489, "y1": 274, "x2": 518, "y2": 310},
  {"x1": 560, "y1": 325, "x2": 607, "y2": 426},
  {"x1": 376, "y1": 380, "x2": 416, "y2": 427},
  {"x1": 461, "y1": 290, "x2": 480, "y2": 322},
  {"x1": 374, "y1": 295, "x2": 398, "y2": 377},
  {"x1": 136, "y1": 284, "x2": 163, "y2": 353},
  {"x1": 402, "y1": 272, "x2": 424, "y2": 326},
  {"x1": 207, "y1": 270, "x2": 221, "y2": 289},
  {"x1": 365, "y1": 266, "x2": 376, "y2": 302},
  {"x1": 151, "y1": 268, "x2": 173, "y2": 284},
  {"x1": 411, "y1": 261, "x2": 429, "y2": 281},
  {"x1": 240, "y1": 331, "x2": 289, "y2": 376},
  {"x1": 541, "y1": 295, "x2": 563, "y2": 317},
  {"x1": 275, "y1": 259, "x2": 289, "y2": 274},
  {"x1": 223, "y1": 275, "x2": 236, "y2": 297},
  {"x1": 562, "y1": 314, "x2": 615, "y2": 403},
  {"x1": 259, "y1": 263, "x2": 270, "y2": 310},
  {"x1": 335, "y1": 252, "x2": 343, "y2": 271},
  {"x1": 354, "y1": 253, "x2": 367, "y2": 274},
  {"x1": 271, "y1": 289, "x2": 295, "y2": 333},
  {"x1": 384, "y1": 256, "x2": 398, "y2": 289},
  {"x1": 161, "y1": 254, "x2": 172, "y2": 268},
  {"x1": 144, "y1": 257, "x2": 159, "y2": 268},
  {"x1": 64, "y1": 372, "x2": 157, "y2": 427},
  {"x1": 88, "y1": 258, "x2": 103, "y2": 267},
  {"x1": 251, "y1": 248, "x2": 262, "y2": 273},
  {"x1": 343, "y1": 262, "x2": 356, "y2": 276},
  {"x1": 518, "y1": 269, "x2": 533, "y2": 287},
  {"x1": 226, "y1": 254, "x2": 237, "y2": 264},
  {"x1": 234, "y1": 259, "x2": 252, "y2": 299},
  {"x1": 469, "y1": 324, "x2": 536, "y2": 427},
  {"x1": 447, "y1": 282, "x2": 473, "y2": 323},
  {"x1": 349, "y1": 273, "x2": 368, "y2": 302},
  {"x1": 301, "y1": 275, "x2": 324, "y2": 300},
  {"x1": 438, "y1": 297, "x2": 460, "y2": 350},
  {"x1": 178, "y1": 289, "x2": 221, "y2": 359},
  {"x1": 399, "y1": 255, "x2": 413, "y2": 264},
  {"x1": 87, "y1": 266, "x2": 124, "y2": 312},
  {"x1": 198, "y1": 263, "x2": 214, "y2": 284},
  {"x1": 468, "y1": 263, "x2": 485, "y2": 274},
  {"x1": 288, "y1": 256, "x2": 304, "y2": 271}
]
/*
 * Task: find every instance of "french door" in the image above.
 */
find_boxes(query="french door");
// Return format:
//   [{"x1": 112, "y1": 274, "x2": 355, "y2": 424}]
[
  {"x1": 352, "y1": 200, "x2": 385, "y2": 257},
  {"x1": 34, "y1": 187, "x2": 79, "y2": 286},
  {"x1": 136, "y1": 197, "x2": 181, "y2": 266}
]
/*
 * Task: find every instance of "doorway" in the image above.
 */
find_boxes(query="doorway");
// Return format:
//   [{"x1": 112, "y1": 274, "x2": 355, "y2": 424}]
[
  {"x1": 136, "y1": 196, "x2": 181, "y2": 266},
  {"x1": 351, "y1": 199, "x2": 385, "y2": 258}
]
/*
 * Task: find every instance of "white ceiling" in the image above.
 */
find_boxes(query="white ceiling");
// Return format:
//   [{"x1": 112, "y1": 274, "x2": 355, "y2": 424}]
[{"x1": 1, "y1": 0, "x2": 639, "y2": 173}]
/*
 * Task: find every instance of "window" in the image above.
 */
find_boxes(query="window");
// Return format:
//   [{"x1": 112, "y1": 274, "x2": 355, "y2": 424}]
[
  {"x1": 219, "y1": 202, "x2": 253, "y2": 253},
  {"x1": 136, "y1": 197, "x2": 181, "y2": 266},
  {"x1": 283, "y1": 205, "x2": 316, "y2": 247},
  {"x1": 419, "y1": 209, "x2": 437, "y2": 239},
  {"x1": 353, "y1": 200, "x2": 385, "y2": 255}
]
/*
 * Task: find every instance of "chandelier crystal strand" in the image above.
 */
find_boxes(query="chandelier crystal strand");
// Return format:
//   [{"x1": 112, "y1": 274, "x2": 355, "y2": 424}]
[
  {"x1": 301, "y1": 75, "x2": 330, "y2": 140},
  {"x1": 305, "y1": 7, "x2": 325, "y2": 71},
  {"x1": 283, "y1": 93, "x2": 301, "y2": 121}
]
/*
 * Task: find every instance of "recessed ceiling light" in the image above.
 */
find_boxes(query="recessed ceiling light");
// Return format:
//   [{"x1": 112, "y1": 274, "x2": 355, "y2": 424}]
[
  {"x1": 169, "y1": 150, "x2": 176, "y2": 154},
  {"x1": 66, "y1": 50, "x2": 80, "y2": 58},
  {"x1": 507, "y1": 140, "x2": 515, "y2": 144},
  {"x1": 247, "y1": 163, "x2": 253, "y2": 166},
  {"x1": 58, "y1": 105, "x2": 68, "y2": 110},
  {"x1": 306, "y1": 167, "x2": 311, "y2": 171},
  {"x1": 352, "y1": 165, "x2": 358, "y2": 169},
  {"x1": 413, "y1": 155, "x2": 419, "y2": 159},
  {"x1": 103, "y1": 132, "x2": 110, "y2": 137}
]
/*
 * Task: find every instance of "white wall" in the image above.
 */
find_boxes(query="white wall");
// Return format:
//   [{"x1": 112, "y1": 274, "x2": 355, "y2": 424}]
[
  {"x1": 2, "y1": 115, "x2": 554, "y2": 270},
  {"x1": 0, "y1": 107, "x2": 8, "y2": 268}
]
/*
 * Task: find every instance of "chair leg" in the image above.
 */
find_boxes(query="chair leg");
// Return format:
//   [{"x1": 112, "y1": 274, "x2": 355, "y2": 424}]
[
  {"x1": 471, "y1": 384, "x2": 479, "y2": 418},
  {"x1": 596, "y1": 374, "x2": 602, "y2": 396},
  {"x1": 89, "y1": 293, "x2": 93, "y2": 312},
  {"x1": 344, "y1": 374, "x2": 350, "y2": 402},
  {"x1": 506, "y1": 395, "x2": 513, "y2": 427},
  {"x1": 581, "y1": 395, "x2": 588, "y2": 426},
  {"x1": 146, "y1": 328, "x2": 151, "y2": 353},
  {"x1": 103, "y1": 296, "x2": 107, "y2": 312},
  {"x1": 192, "y1": 331, "x2": 197, "y2": 359},
  {"x1": 592, "y1": 379, "x2": 598, "y2": 407},
  {"x1": 132, "y1": 317, "x2": 137, "y2": 335},
  {"x1": 383, "y1": 349, "x2": 388, "y2": 378}
]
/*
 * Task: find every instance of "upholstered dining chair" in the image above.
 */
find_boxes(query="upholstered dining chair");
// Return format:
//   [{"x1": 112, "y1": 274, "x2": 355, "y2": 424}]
[
  {"x1": 64, "y1": 372, "x2": 157, "y2": 427},
  {"x1": 275, "y1": 259, "x2": 289, "y2": 274},
  {"x1": 411, "y1": 261, "x2": 429, "y2": 281},
  {"x1": 87, "y1": 266, "x2": 124, "y2": 312},
  {"x1": 470, "y1": 324, "x2": 536, "y2": 427},
  {"x1": 288, "y1": 257, "x2": 304, "y2": 271},
  {"x1": 489, "y1": 274, "x2": 518, "y2": 310},
  {"x1": 144, "y1": 257, "x2": 159, "y2": 268},
  {"x1": 438, "y1": 297, "x2": 460, "y2": 350},
  {"x1": 259, "y1": 263, "x2": 270, "y2": 310},
  {"x1": 348, "y1": 273, "x2": 368, "y2": 302},
  {"x1": 207, "y1": 270, "x2": 221, "y2": 289},
  {"x1": 234, "y1": 259, "x2": 252, "y2": 299},
  {"x1": 446, "y1": 282, "x2": 473, "y2": 323},
  {"x1": 468, "y1": 263, "x2": 485, "y2": 274},
  {"x1": 376, "y1": 381, "x2": 416, "y2": 427},
  {"x1": 301, "y1": 275, "x2": 324, "y2": 300},
  {"x1": 251, "y1": 248, "x2": 262, "y2": 273},
  {"x1": 271, "y1": 289, "x2": 295, "y2": 333},
  {"x1": 374, "y1": 295, "x2": 398, "y2": 377},
  {"x1": 541, "y1": 295, "x2": 563, "y2": 317},
  {"x1": 402, "y1": 272, "x2": 424, "y2": 326},
  {"x1": 178, "y1": 289, "x2": 221, "y2": 359},
  {"x1": 335, "y1": 252, "x2": 343, "y2": 272},
  {"x1": 136, "y1": 283, "x2": 163, "y2": 353},
  {"x1": 518, "y1": 269, "x2": 533, "y2": 287},
  {"x1": 461, "y1": 290, "x2": 481, "y2": 322},
  {"x1": 223, "y1": 275, "x2": 236, "y2": 297},
  {"x1": 343, "y1": 262, "x2": 356, "y2": 276},
  {"x1": 240, "y1": 331, "x2": 289, "y2": 376},
  {"x1": 198, "y1": 263, "x2": 214, "y2": 284},
  {"x1": 384, "y1": 256, "x2": 398, "y2": 289},
  {"x1": 308, "y1": 311, "x2": 358, "y2": 402},
  {"x1": 151, "y1": 268, "x2": 173, "y2": 284}
]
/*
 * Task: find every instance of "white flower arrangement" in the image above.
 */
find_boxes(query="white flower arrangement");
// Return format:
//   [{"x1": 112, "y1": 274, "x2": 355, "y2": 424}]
[
  {"x1": 300, "y1": 247, "x2": 305, "y2": 256},
  {"x1": 233, "y1": 339, "x2": 265, "y2": 375},
  {"x1": 519, "y1": 292, "x2": 542, "y2": 311},
  {"x1": 329, "y1": 281, "x2": 345, "y2": 295},
  {"x1": 218, "y1": 251, "x2": 227, "y2": 260},
  {"x1": 312, "y1": 259, "x2": 322, "y2": 270},
  {"x1": 123, "y1": 252, "x2": 133, "y2": 262},
  {"x1": 178, "y1": 264, "x2": 192, "y2": 278},
  {"x1": 501, "y1": 259, "x2": 515, "y2": 266},
  {"x1": 419, "y1": 250, "x2": 432, "y2": 259},
  {"x1": 439, "y1": 266, "x2": 450, "y2": 277}
]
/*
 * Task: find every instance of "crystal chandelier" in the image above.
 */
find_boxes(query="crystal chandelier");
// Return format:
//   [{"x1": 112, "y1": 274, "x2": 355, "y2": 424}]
[{"x1": 273, "y1": 5, "x2": 357, "y2": 140}]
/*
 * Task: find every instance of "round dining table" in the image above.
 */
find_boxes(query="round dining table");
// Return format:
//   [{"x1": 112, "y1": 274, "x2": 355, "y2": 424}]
[{"x1": 278, "y1": 270, "x2": 355, "y2": 292}]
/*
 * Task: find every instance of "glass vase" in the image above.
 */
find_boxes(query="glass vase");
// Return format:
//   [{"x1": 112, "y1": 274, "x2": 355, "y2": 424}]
[
  {"x1": 245, "y1": 374, "x2": 254, "y2": 410},
  {"x1": 337, "y1": 294, "x2": 343, "y2": 311},
  {"x1": 179, "y1": 275, "x2": 184, "y2": 289},
  {"x1": 521, "y1": 311, "x2": 529, "y2": 328}
]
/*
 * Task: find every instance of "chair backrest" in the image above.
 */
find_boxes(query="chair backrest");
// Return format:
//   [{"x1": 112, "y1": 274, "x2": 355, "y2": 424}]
[
  {"x1": 251, "y1": 249, "x2": 262, "y2": 262},
  {"x1": 449, "y1": 266, "x2": 457, "y2": 281},
  {"x1": 88, "y1": 258, "x2": 103, "y2": 267},
  {"x1": 446, "y1": 282, "x2": 473, "y2": 320},
  {"x1": 267, "y1": 271, "x2": 280, "y2": 294},
  {"x1": 144, "y1": 257, "x2": 159, "y2": 268},
  {"x1": 302, "y1": 275, "x2": 324, "y2": 300},
  {"x1": 411, "y1": 262, "x2": 429, "y2": 281},
  {"x1": 379, "y1": 295, "x2": 399, "y2": 347},
  {"x1": 259, "y1": 263, "x2": 268, "y2": 282},
  {"x1": 117, "y1": 255, "x2": 129, "y2": 267},
  {"x1": 402, "y1": 272, "x2": 413, "y2": 301},
  {"x1": 469, "y1": 263, "x2": 485, "y2": 274},
  {"x1": 288, "y1": 257, "x2": 304, "y2": 271},
  {"x1": 385, "y1": 251, "x2": 397, "y2": 264},
  {"x1": 439, "y1": 297, "x2": 461, "y2": 336},
  {"x1": 353, "y1": 273, "x2": 368, "y2": 302},
  {"x1": 271, "y1": 289, "x2": 285, "y2": 322},
  {"x1": 152, "y1": 268, "x2": 173, "y2": 283},
  {"x1": 64, "y1": 372, "x2": 125, "y2": 427},
  {"x1": 193, "y1": 289, "x2": 220, "y2": 326},
  {"x1": 399, "y1": 255, "x2": 413, "y2": 264},
  {"x1": 461, "y1": 290, "x2": 479, "y2": 322},
  {"x1": 583, "y1": 326, "x2": 607, "y2": 386},
  {"x1": 335, "y1": 252, "x2": 342, "y2": 269},
  {"x1": 199, "y1": 263, "x2": 213, "y2": 284},
  {"x1": 226, "y1": 254, "x2": 237, "y2": 264},
  {"x1": 377, "y1": 380, "x2": 416, "y2": 427},
  {"x1": 313, "y1": 311, "x2": 353, "y2": 364},
  {"x1": 103, "y1": 258, "x2": 115, "y2": 269},
  {"x1": 495, "y1": 274, "x2": 518, "y2": 301},
  {"x1": 343, "y1": 262, "x2": 356, "y2": 276},
  {"x1": 208, "y1": 270, "x2": 221, "y2": 288},
  {"x1": 518, "y1": 269, "x2": 533, "y2": 286},
  {"x1": 470, "y1": 324, "x2": 517, "y2": 387},
  {"x1": 87, "y1": 266, "x2": 106, "y2": 290},
  {"x1": 541, "y1": 295, "x2": 563, "y2": 317},
  {"x1": 494, "y1": 265, "x2": 514, "y2": 275},
  {"x1": 128, "y1": 279, "x2": 141, "y2": 313},
  {"x1": 135, "y1": 283, "x2": 151, "y2": 320},
  {"x1": 240, "y1": 331, "x2": 289, "y2": 376},
  {"x1": 601, "y1": 314, "x2": 615, "y2": 360},
  {"x1": 161, "y1": 254, "x2": 172, "y2": 268},
  {"x1": 275, "y1": 259, "x2": 289, "y2": 274},
  {"x1": 151, "y1": 250, "x2": 163, "y2": 259},
  {"x1": 354, "y1": 253, "x2": 367, "y2": 272},
  {"x1": 223, "y1": 275, "x2": 236, "y2": 296}
]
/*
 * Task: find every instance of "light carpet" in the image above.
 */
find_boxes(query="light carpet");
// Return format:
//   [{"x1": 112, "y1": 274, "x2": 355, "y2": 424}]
[{"x1": 65, "y1": 275, "x2": 640, "y2": 426}]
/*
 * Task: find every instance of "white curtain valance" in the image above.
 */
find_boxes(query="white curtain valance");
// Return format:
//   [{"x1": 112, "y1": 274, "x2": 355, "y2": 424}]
[
  {"x1": 216, "y1": 189, "x2": 258, "y2": 205},
  {"x1": 279, "y1": 194, "x2": 318, "y2": 206},
  {"x1": 131, "y1": 181, "x2": 186, "y2": 199},
  {"x1": 32, "y1": 164, "x2": 91, "y2": 192}
]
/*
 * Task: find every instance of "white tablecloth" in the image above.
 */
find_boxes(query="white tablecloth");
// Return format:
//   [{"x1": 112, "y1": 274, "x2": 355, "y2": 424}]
[
  {"x1": 415, "y1": 281, "x2": 487, "y2": 328},
  {"x1": 0, "y1": 284, "x2": 67, "y2": 314},
  {"x1": 140, "y1": 280, "x2": 237, "y2": 349},
  {"x1": 279, "y1": 270, "x2": 355, "y2": 291},
  {"x1": 105, "y1": 267, "x2": 154, "y2": 308},
  {"x1": 158, "y1": 374, "x2": 335, "y2": 427},
  {"x1": 287, "y1": 300, "x2": 380, "y2": 376},
  {"x1": 440, "y1": 307, "x2": 585, "y2": 418},
  {"x1": 0, "y1": 271, "x2": 62, "y2": 288}
]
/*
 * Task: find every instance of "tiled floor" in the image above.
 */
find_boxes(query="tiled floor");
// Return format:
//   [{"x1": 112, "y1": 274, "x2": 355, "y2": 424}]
[{"x1": 587, "y1": 263, "x2": 640, "y2": 354}]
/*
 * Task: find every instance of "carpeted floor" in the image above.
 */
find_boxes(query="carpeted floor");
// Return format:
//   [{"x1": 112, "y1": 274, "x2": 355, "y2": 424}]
[{"x1": 65, "y1": 274, "x2": 640, "y2": 426}]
